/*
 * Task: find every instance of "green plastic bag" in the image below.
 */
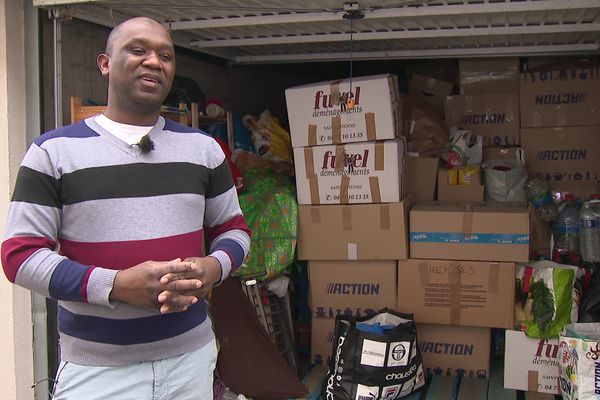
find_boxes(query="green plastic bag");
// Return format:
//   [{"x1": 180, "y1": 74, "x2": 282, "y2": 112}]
[
  {"x1": 234, "y1": 168, "x2": 298, "y2": 280},
  {"x1": 515, "y1": 260, "x2": 579, "y2": 339}
]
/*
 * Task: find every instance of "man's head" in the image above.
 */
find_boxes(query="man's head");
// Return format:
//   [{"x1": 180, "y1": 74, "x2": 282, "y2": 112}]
[{"x1": 97, "y1": 17, "x2": 175, "y2": 124}]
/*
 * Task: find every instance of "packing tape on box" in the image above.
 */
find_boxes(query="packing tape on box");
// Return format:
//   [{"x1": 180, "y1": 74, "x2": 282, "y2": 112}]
[
  {"x1": 374, "y1": 142, "x2": 385, "y2": 171},
  {"x1": 340, "y1": 175, "x2": 350, "y2": 204},
  {"x1": 332, "y1": 116, "x2": 342, "y2": 144},
  {"x1": 527, "y1": 370, "x2": 539, "y2": 392},
  {"x1": 369, "y1": 177, "x2": 382, "y2": 203},
  {"x1": 310, "y1": 208, "x2": 321, "y2": 223},
  {"x1": 449, "y1": 261, "x2": 462, "y2": 325},
  {"x1": 304, "y1": 147, "x2": 321, "y2": 204},
  {"x1": 308, "y1": 125, "x2": 317, "y2": 146},
  {"x1": 330, "y1": 81, "x2": 341, "y2": 106},
  {"x1": 365, "y1": 113, "x2": 376, "y2": 141},
  {"x1": 461, "y1": 205, "x2": 474, "y2": 237},
  {"x1": 347, "y1": 243, "x2": 358, "y2": 260},
  {"x1": 304, "y1": 147, "x2": 315, "y2": 177},
  {"x1": 342, "y1": 206, "x2": 352, "y2": 231},
  {"x1": 487, "y1": 262, "x2": 499, "y2": 295},
  {"x1": 379, "y1": 204, "x2": 391, "y2": 230},
  {"x1": 309, "y1": 176, "x2": 320, "y2": 204},
  {"x1": 418, "y1": 261, "x2": 429, "y2": 286},
  {"x1": 335, "y1": 145, "x2": 346, "y2": 173}
]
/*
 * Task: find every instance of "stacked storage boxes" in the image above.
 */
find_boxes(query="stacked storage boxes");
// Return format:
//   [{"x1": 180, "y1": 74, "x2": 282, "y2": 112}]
[
  {"x1": 285, "y1": 74, "x2": 409, "y2": 367},
  {"x1": 401, "y1": 202, "x2": 529, "y2": 379},
  {"x1": 447, "y1": 58, "x2": 521, "y2": 148},
  {"x1": 519, "y1": 63, "x2": 600, "y2": 195},
  {"x1": 501, "y1": 62, "x2": 600, "y2": 396},
  {"x1": 403, "y1": 61, "x2": 533, "y2": 388}
]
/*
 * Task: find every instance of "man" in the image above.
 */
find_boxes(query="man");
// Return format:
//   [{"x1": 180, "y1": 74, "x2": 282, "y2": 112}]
[{"x1": 1, "y1": 17, "x2": 251, "y2": 399}]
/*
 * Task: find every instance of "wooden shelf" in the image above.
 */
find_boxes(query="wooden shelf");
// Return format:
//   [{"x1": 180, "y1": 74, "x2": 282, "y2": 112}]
[
  {"x1": 191, "y1": 103, "x2": 235, "y2": 150},
  {"x1": 71, "y1": 98, "x2": 235, "y2": 151}
]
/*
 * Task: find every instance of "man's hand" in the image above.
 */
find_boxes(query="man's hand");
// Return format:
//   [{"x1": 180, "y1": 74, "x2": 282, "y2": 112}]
[
  {"x1": 157, "y1": 256, "x2": 222, "y2": 314},
  {"x1": 109, "y1": 258, "x2": 199, "y2": 310}
]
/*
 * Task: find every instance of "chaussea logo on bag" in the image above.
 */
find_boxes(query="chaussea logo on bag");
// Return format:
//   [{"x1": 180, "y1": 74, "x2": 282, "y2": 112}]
[{"x1": 325, "y1": 335, "x2": 346, "y2": 400}]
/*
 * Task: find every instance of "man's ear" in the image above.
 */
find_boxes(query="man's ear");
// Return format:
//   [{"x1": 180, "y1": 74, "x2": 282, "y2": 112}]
[{"x1": 97, "y1": 54, "x2": 110, "y2": 76}]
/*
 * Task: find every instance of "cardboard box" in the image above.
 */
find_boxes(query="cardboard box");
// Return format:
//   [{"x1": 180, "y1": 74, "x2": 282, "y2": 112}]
[
  {"x1": 417, "y1": 324, "x2": 491, "y2": 378},
  {"x1": 504, "y1": 330, "x2": 560, "y2": 394},
  {"x1": 520, "y1": 64, "x2": 600, "y2": 128},
  {"x1": 406, "y1": 156, "x2": 438, "y2": 201},
  {"x1": 445, "y1": 92, "x2": 520, "y2": 147},
  {"x1": 409, "y1": 74, "x2": 454, "y2": 116},
  {"x1": 482, "y1": 146, "x2": 521, "y2": 162},
  {"x1": 294, "y1": 139, "x2": 406, "y2": 205},
  {"x1": 521, "y1": 125, "x2": 600, "y2": 187},
  {"x1": 285, "y1": 74, "x2": 401, "y2": 148},
  {"x1": 311, "y1": 317, "x2": 335, "y2": 367},
  {"x1": 409, "y1": 202, "x2": 530, "y2": 262},
  {"x1": 459, "y1": 58, "x2": 520, "y2": 95},
  {"x1": 437, "y1": 168, "x2": 484, "y2": 203},
  {"x1": 397, "y1": 259, "x2": 515, "y2": 328},
  {"x1": 298, "y1": 196, "x2": 412, "y2": 260},
  {"x1": 309, "y1": 260, "x2": 397, "y2": 320}
]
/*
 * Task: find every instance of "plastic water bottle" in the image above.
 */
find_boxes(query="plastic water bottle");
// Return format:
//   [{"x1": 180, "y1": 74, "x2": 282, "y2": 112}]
[
  {"x1": 553, "y1": 198, "x2": 580, "y2": 255},
  {"x1": 525, "y1": 178, "x2": 557, "y2": 221},
  {"x1": 580, "y1": 200, "x2": 600, "y2": 262}
]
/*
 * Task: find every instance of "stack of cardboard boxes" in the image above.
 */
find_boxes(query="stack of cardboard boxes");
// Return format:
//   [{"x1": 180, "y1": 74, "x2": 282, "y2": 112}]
[
  {"x1": 400, "y1": 202, "x2": 529, "y2": 379},
  {"x1": 500, "y1": 62, "x2": 600, "y2": 396},
  {"x1": 438, "y1": 60, "x2": 599, "y2": 395},
  {"x1": 285, "y1": 74, "x2": 410, "y2": 367},
  {"x1": 519, "y1": 63, "x2": 600, "y2": 196},
  {"x1": 285, "y1": 63, "x2": 597, "y2": 393},
  {"x1": 448, "y1": 58, "x2": 521, "y2": 148}
]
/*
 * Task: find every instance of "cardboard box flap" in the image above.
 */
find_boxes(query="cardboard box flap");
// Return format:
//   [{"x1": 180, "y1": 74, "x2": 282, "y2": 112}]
[
  {"x1": 409, "y1": 74, "x2": 453, "y2": 116},
  {"x1": 412, "y1": 202, "x2": 528, "y2": 215}
]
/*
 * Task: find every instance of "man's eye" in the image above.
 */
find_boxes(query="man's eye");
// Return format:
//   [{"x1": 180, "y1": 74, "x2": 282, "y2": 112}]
[
  {"x1": 160, "y1": 54, "x2": 173, "y2": 61},
  {"x1": 131, "y1": 48, "x2": 145, "y2": 55}
]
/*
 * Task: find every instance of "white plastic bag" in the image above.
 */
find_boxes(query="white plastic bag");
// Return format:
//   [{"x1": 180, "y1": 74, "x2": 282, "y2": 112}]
[
  {"x1": 441, "y1": 127, "x2": 483, "y2": 168},
  {"x1": 559, "y1": 323, "x2": 600, "y2": 400},
  {"x1": 482, "y1": 148, "x2": 527, "y2": 202}
]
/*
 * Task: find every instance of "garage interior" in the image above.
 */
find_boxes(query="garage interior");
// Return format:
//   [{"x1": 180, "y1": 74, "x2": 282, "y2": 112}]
[{"x1": 25, "y1": 0, "x2": 600, "y2": 399}]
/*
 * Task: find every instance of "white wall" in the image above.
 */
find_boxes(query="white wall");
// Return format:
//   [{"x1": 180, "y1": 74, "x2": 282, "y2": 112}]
[{"x1": 0, "y1": 0, "x2": 35, "y2": 399}]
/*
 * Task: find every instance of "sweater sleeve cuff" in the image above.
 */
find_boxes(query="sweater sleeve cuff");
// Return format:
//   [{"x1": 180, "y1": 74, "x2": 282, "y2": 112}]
[
  {"x1": 86, "y1": 268, "x2": 119, "y2": 308},
  {"x1": 209, "y1": 250, "x2": 232, "y2": 285}
]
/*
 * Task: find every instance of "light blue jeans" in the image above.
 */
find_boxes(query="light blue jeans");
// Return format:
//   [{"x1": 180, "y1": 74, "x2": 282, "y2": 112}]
[{"x1": 51, "y1": 339, "x2": 217, "y2": 400}]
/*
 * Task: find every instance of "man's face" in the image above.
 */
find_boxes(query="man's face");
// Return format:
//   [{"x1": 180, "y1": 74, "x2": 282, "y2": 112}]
[{"x1": 104, "y1": 19, "x2": 175, "y2": 113}]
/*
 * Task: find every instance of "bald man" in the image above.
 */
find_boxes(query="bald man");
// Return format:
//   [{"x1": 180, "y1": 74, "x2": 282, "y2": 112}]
[{"x1": 1, "y1": 17, "x2": 251, "y2": 399}]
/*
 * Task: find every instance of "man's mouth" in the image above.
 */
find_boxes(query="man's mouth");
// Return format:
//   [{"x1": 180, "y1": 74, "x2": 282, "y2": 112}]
[{"x1": 140, "y1": 75, "x2": 161, "y2": 86}]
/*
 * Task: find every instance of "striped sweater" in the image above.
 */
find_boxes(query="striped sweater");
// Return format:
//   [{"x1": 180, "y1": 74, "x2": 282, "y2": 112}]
[{"x1": 1, "y1": 116, "x2": 251, "y2": 366}]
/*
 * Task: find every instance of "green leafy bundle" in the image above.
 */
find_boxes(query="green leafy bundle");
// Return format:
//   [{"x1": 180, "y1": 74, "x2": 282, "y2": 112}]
[{"x1": 530, "y1": 279, "x2": 555, "y2": 335}]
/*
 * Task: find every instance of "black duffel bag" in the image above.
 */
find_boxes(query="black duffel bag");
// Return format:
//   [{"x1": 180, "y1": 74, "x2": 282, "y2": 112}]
[{"x1": 323, "y1": 309, "x2": 426, "y2": 400}]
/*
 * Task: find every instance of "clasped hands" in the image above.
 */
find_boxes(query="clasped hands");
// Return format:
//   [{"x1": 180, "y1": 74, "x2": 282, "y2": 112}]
[{"x1": 110, "y1": 256, "x2": 221, "y2": 314}]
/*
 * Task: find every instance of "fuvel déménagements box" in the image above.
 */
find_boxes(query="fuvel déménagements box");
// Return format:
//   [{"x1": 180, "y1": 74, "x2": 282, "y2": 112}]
[
  {"x1": 285, "y1": 74, "x2": 401, "y2": 148},
  {"x1": 294, "y1": 139, "x2": 405, "y2": 205}
]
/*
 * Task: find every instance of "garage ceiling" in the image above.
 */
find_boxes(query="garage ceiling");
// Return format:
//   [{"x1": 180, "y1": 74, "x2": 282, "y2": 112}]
[{"x1": 34, "y1": 0, "x2": 600, "y2": 64}]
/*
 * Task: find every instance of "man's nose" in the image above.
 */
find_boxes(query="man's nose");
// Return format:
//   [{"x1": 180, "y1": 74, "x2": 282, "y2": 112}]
[{"x1": 142, "y1": 52, "x2": 162, "y2": 68}]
